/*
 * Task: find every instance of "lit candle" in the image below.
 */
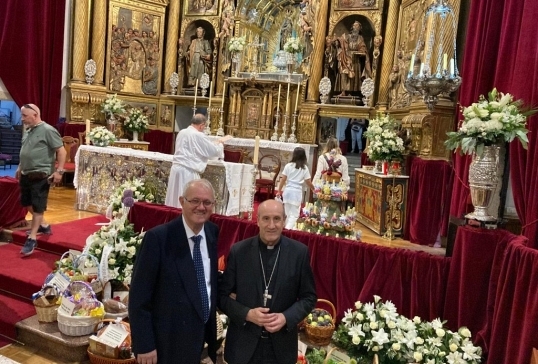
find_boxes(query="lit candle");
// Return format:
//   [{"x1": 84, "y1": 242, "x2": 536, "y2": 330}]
[
  {"x1": 443, "y1": 53, "x2": 448, "y2": 71},
  {"x1": 449, "y1": 58, "x2": 455, "y2": 76},
  {"x1": 253, "y1": 136, "x2": 260, "y2": 165},
  {"x1": 294, "y1": 82, "x2": 301, "y2": 113},
  {"x1": 221, "y1": 81, "x2": 226, "y2": 109},
  {"x1": 409, "y1": 54, "x2": 415, "y2": 73},
  {"x1": 285, "y1": 82, "x2": 291, "y2": 113},
  {"x1": 208, "y1": 81, "x2": 213, "y2": 110},
  {"x1": 277, "y1": 84, "x2": 281, "y2": 112},
  {"x1": 85, "y1": 119, "x2": 90, "y2": 145},
  {"x1": 194, "y1": 79, "x2": 198, "y2": 107}
]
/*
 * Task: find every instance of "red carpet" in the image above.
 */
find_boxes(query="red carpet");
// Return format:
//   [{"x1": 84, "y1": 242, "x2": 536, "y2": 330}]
[
  {"x1": 11, "y1": 215, "x2": 110, "y2": 254},
  {"x1": 0, "y1": 291, "x2": 35, "y2": 345}
]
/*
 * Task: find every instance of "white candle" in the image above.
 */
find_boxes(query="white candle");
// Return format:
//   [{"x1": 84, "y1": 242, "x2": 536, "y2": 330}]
[
  {"x1": 443, "y1": 53, "x2": 448, "y2": 71},
  {"x1": 285, "y1": 82, "x2": 291, "y2": 113},
  {"x1": 419, "y1": 62, "x2": 424, "y2": 75},
  {"x1": 294, "y1": 82, "x2": 301, "y2": 113},
  {"x1": 85, "y1": 119, "x2": 90, "y2": 145},
  {"x1": 194, "y1": 79, "x2": 198, "y2": 107},
  {"x1": 449, "y1": 58, "x2": 455, "y2": 76},
  {"x1": 221, "y1": 81, "x2": 226, "y2": 109},
  {"x1": 208, "y1": 81, "x2": 213, "y2": 110},
  {"x1": 253, "y1": 136, "x2": 260, "y2": 165},
  {"x1": 277, "y1": 84, "x2": 281, "y2": 112},
  {"x1": 409, "y1": 54, "x2": 415, "y2": 73},
  {"x1": 262, "y1": 95, "x2": 267, "y2": 115}
]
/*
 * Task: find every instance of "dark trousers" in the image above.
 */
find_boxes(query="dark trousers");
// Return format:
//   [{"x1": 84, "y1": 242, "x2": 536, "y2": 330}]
[{"x1": 247, "y1": 337, "x2": 279, "y2": 364}]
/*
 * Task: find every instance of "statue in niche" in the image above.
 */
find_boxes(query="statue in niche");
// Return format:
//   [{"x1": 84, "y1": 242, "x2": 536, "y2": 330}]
[
  {"x1": 280, "y1": 17, "x2": 293, "y2": 51},
  {"x1": 161, "y1": 105, "x2": 172, "y2": 127},
  {"x1": 334, "y1": 37, "x2": 354, "y2": 96},
  {"x1": 186, "y1": 27, "x2": 212, "y2": 86},
  {"x1": 142, "y1": 57, "x2": 158, "y2": 95},
  {"x1": 298, "y1": 0, "x2": 316, "y2": 61},
  {"x1": 338, "y1": 20, "x2": 372, "y2": 94},
  {"x1": 389, "y1": 49, "x2": 411, "y2": 109}
]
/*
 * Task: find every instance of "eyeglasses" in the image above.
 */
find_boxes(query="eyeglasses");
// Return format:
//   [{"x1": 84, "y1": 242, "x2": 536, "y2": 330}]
[
  {"x1": 23, "y1": 104, "x2": 38, "y2": 114},
  {"x1": 183, "y1": 197, "x2": 215, "y2": 207}
]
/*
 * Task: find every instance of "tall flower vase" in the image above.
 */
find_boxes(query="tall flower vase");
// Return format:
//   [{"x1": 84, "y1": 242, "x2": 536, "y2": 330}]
[
  {"x1": 231, "y1": 53, "x2": 240, "y2": 77},
  {"x1": 107, "y1": 113, "x2": 117, "y2": 133},
  {"x1": 132, "y1": 131, "x2": 139, "y2": 142},
  {"x1": 465, "y1": 145, "x2": 500, "y2": 222}
]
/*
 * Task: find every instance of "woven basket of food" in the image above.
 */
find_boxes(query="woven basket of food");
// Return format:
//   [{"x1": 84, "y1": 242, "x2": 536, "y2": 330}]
[
  {"x1": 33, "y1": 285, "x2": 61, "y2": 323},
  {"x1": 88, "y1": 319, "x2": 135, "y2": 364},
  {"x1": 304, "y1": 299, "x2": 336, "y2": 346}
]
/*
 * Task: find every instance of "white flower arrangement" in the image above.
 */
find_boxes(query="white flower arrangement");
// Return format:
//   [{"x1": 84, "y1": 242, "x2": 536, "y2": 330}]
[
  {"x1": 101, "y1": 94, "x2": 126, "y2": 115},
  {"x1": 106, "y1": 178, "x2": 156, "y2": 219},
  {"x1": 123, "y1": 108, "x2": 149, "y2": 133},
  {"x1": 333, "y1": 295, "x2": 483, "y2": 364},
  {"x1": 228, "y1": 36, "x2": 246, "y2": 53},
  {"x1": 88, "y1": 126, "x2": 116, "y2": 147},
  {"x1": 284, "y1": 37, "x2": 303, "y2": 54},
  {"x1": 445, "y1": 88, "x2": 535, "y2": 156},
  {"x1": 364, "y1": 114, "x2": 405, "y2": 161}
]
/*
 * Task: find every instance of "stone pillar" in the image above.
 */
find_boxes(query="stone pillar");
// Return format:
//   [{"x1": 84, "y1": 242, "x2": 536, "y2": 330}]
[
  {"x1": 91, "y1": 0, "x2": 107, "y2": 86},
  {"x1": 306, "y1": 0, "x2": 329, "y2": 103},
  {"x1": 377, "y1": 0, "x2": 401, "y2": 109},
  {"x1": 163, "y1": 0, "x2": 180, "y2": 94},
  {"x1": 71, "y1": 0, "x2": 90, "y2": 83}
]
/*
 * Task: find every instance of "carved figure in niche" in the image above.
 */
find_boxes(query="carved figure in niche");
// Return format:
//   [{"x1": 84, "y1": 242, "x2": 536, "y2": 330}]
[
  {"x1": 128, "y1": 41, "x2": 145, "y2": 80},
  {"x1": 142, "y1": 57, "x2": 158, "y2": 95},
  {"x1": 324, "y1": 35, "x2": 337, "y2": 78},
  {"x1": 161, "y1": 105, "x2": 172, "y2": 127},
  {"x1": 280, "y1": 17, "x2": 293, "y2": 51},
  {"x1": 390, "y1": 50, "x2": 411, "y2": 108},
  {"x1": 246, "y1": 104, "x2": 259, "y2": 128},
  {"x1": 186, "y1": 27, "x2": 212, "y2": 86},
  {"x1": 219, "y1": 0, "x2": 235, "y2": 40},
  {"x1": 192, "y1": 0, "x2": 214, "y2": 14},
  {"x1": 334, "y1": 38, "x2": 354, "y2": 96},
  {"x1": 389, "y1": 64, "x2": 400, "y2": 106},
  {"x1": 339, "y1": 20, "x2": 372, "y2": 93}
]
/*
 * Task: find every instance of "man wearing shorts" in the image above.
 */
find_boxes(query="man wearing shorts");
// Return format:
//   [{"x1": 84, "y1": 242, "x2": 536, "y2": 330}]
[{"x1": 16, "y1": 104, "x2": 66, "y2": 256}]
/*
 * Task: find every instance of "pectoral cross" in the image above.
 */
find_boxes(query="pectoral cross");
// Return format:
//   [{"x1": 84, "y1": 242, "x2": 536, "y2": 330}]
[{"x1": 263, "y1": 289, "x2": 272, "y2": 306}]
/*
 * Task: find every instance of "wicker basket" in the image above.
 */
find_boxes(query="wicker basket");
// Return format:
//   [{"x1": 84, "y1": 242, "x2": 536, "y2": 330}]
[
  {"x1": 304, "y1": 299, "x2": 336, "y2": 346},
  {"x1": 35, "y1": 304, "x2": 59, "y2": 322},
  {"x1": 87, "y1": 349, "x2": 136, "y2": 364},
  {"x1": 57, "y1": 303, "x2": 104, "y2": 336}
]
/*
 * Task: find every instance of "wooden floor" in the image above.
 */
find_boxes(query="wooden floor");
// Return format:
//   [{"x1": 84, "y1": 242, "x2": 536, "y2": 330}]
[{"x1": 0, "y1": 185, "x2": 445, "y2": 363}]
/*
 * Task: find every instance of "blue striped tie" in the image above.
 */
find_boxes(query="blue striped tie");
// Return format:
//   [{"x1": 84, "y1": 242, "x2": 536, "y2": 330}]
[{"x1": 191, "y1": 235, "x2": 209, "y2": 323}]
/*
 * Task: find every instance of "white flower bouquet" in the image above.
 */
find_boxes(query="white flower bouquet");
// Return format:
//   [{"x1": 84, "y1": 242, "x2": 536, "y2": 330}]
[
  {"x1": 333, "y1": 295, "x2": 483, "y2": 364},
  {"x1": 445, "y1": 88, "x2": 536, "y2": 156},
  {"x1": 101, "y1": 94, "x2": 125, "y2": 115},
  {"x1": 106, "y1": 178, "x2": 156, "y2": 218},
  {"x1": 364, "y1": 114, "x2": 405, "y2": 161},
  {"x1": 284, "y1": 37, "x2": 303, "y2": 54},
  {"x1": 123, "y1": 108, "x2": 149, "y2": 133},
  {"x1": 88, "y1": 126, "x2": 116, "y2": 147},
  {"x1": 228, "y1": 36, "x2": 246, "y2": 53}
]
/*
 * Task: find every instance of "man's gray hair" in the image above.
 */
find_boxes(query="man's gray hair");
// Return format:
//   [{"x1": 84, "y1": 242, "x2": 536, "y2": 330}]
[
  {"x1": 183, "y1": 178, "x2": 215, "y2": 198},
  {"x1": 191, "y1": 113, "x2": 207, "y2": 125}
]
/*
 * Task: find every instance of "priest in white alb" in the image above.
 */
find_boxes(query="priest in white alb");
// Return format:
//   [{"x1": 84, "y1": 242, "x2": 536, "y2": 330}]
[{"x1": 165, "y1": 113, "x2": 232, "y2": 208}]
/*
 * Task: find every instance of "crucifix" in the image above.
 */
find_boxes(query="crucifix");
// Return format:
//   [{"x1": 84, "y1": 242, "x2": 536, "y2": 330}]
[
  {"x1": 263, "y1": 289, "x2": 272, "y2": 306},
  {"x1": 247, "y1": 35, "x2": 265, "y2": 78}
]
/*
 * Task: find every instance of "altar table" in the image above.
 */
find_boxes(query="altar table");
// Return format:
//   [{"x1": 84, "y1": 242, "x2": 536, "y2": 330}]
[
  {"x1": 0, "y1": 177, "x2": 28, "y2": 228},
  {"x1": 73, "y1": 145, "x2": 254, "y2": 215}
]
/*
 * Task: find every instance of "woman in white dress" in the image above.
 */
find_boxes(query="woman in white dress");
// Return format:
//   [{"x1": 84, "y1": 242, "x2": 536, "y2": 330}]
[
  {"x1": 276, "y1": 147, "x2": 315, "y2": 230},
  {"x1": 313, "y1": 137, "x2": 350, "y2": 187}
]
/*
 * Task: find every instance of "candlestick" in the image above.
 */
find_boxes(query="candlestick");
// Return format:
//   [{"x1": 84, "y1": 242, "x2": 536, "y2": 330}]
[
  {"x1": 277, "y1": 84, "x2": 281, "y2": 112},
  {"x1": 253, "y1": 136, "x2": 260, "y2": 165},
  {"x1": 294, "y1": 82, "x2": 301, "y2": 113},
  {"x1": 285, "y1": 82, "x2": 291, "y2": 114},
  {"x1": 409, "y1": 54, "x2": 415, "y2": 73},
  {"x1": 85, "y1": 119, "x2": 90, "y2": 145},
  {"x1": 449, "y1": 58, "x2": 455, "y2": 76},
  {"x1": 208, "y1": 81, "x2": 213, "y2": 109},
  {"x1": 262, "y1": 95, "x2": 267, "y2": 115},
  {"x1": 221, "y1": 81, "x2": 226, "y2": 109},
  {"x1": 419, "y1": 62, "x2": 424, "y2": 75},
  {"x1": 442, "y1": 53, "x2": 448, "y2": 70},
  {"x1": 194, "y1": 79, "x2": 198, "y2": 107}
]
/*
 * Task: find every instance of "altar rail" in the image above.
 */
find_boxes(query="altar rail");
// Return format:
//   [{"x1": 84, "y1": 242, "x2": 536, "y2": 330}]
[{"x1": 128, "y1": 201, "x2": 538, "y2": 364}]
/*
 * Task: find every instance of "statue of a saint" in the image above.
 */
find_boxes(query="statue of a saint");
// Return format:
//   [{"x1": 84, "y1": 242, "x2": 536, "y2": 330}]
[
  {"x1": 186, "y1": 27, "x2": 212, "y2": 86},
  {"x1": 340, "y1": 20, "x2": 372, "y2": 93}
]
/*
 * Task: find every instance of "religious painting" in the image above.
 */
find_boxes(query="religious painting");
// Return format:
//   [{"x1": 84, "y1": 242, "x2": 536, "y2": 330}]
[
  {"x1": 123, "y1": 100, "x2": 158, "y2": 127},
  {"x1": 319, "y1": 118, "x2": 336, "y2": 143},
  {"x1": 159, "y1": 104, "x2": 175, "y2": 131},
  {"x1": 186, "y1": 0, "x2": 218, "y2": 16},
  {"x1": 400, "y1": 1, "x2": 426, "y2": 55},
  {"x1": 334, "y1": 0, "x2": 377, "y2": 10},
  {"x1": 107, "y1": 1, "x2": 165, "y2": 96},
  {"x1": 245, "y1": 102, "x2": 261, "y2": 128}
]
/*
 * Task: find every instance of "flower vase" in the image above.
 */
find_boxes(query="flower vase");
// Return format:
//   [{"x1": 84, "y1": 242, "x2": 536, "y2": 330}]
[
  {"x1": 465, "y1": 145, "x2": 500, "y2": 222},
  {"x1": 231, "y1": 53, "x2": 240, "y2": 77},
  {"x1": 374, "y1": 160, "x2": 383, "y2": 174},
  {"x1": 132, "y1": 131, "x2": 139, "y2": 142},
  {"x1": 107, "y1": 113, "x2": 117, "y2": 133}
]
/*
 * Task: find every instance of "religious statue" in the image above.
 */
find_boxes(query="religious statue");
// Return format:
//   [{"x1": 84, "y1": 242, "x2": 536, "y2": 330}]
[
  {"x1": 334, "y1": 37, "x2": 354, "y2": 96},
  {"x1": 280, "y1": 17, "x2": 293, "y2": 51},
  {"x1": 142, "y1": 57, "x2": 158, "y2": 95},
  {"x1": 389, "y1": 50, "x2": 411, "y2": 109},
  {"x1": 338, "y1": 20, "x2": 372, "y2": 94},
  {"x1": 218, "y1": 0, "x2": 235, "y2": 40},
  {"x1": 186, "y1": 27, "x2": 212, "y2": 86}
]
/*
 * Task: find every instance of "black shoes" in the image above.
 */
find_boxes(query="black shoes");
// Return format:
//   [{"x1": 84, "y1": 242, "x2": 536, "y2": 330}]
[{"x1": 20, "y1": 238, "x2": 38, "y2": 256}]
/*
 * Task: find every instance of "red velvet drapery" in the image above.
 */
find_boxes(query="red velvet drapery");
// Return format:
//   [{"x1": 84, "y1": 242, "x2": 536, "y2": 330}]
[
  {"x1": 449, "y1": 0, "x2": 538, "y2": 247},
  {"x1": 0, "y1": 0, "x2": 65, "y2": 126}
]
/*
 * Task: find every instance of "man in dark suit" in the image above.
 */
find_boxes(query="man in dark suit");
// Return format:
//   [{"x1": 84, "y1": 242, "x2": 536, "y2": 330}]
[
  {"x1": 219, "y1": 199, "x2": 317, "y2": 364},
  {"x1": 129, "y1": 179, "x2": 219, "y2": 364}
]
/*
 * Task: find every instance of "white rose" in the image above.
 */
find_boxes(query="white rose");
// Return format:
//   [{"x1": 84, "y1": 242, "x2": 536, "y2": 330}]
[
  {"x1": 436, "y1": 328, "x2": 445, "y2": 337},
  {"x1": 392, "y1": 343, "x2": 401, "y2": 351},
  {"x1": 413, "y1": 352, "x2": 423, "y2": 361},
  {"x1": 449, "y1": 343, "x2": 458, "y2": 352},
  {"x1": 108, "y1": 258, "x2": 116, "y2": 265},
  {"x1": 372, "y1": 346, "x2": 380, "y2": 352},
  {"x1": 387, "y1": 321, "x2": 396, "y2": 329},
  {"x1": 459, "y1": 327, "x2": 471, "y2": 338},
  {"x1": 370, "y1": 321, "x2": 378, "y2": 329},
  {"x1": 352, "y1": 336, "x2": 361, "y2": 345}
]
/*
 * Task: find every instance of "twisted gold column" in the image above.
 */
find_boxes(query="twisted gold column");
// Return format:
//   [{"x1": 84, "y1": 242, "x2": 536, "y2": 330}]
[
  {"x1": 377, "y1": 0, "x2": 401, "y2": 109},
  {"x1": 163, "y1": 0, "x2": 180, "y2": 94},
  {"x1": 306, "y1": 0, "x2": 329, "y2": 102},
  {"x1": 91, "y1": 0, "x2": 107, "y2": 86},
  {"x1": 72, "y1": 0, "x2": 90, "y2": 83}
]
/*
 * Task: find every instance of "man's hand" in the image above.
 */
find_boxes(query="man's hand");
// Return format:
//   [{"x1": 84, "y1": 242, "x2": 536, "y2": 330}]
[
  {"x1": 264, "y1": 312, "x2": 287, "y2": 333},
  {"x1": 137, "y1": 350, "x2": 157, "y2": 364},
  {"x1": 246, "y1": 307, "x2": 271, "y2": 327},
  {"x1": 15, "y1": 167, "x2": 21, "y2": 180}
]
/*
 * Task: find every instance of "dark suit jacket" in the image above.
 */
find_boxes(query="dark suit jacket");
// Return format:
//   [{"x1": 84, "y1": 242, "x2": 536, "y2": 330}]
[
  {"x1": 219, "y1": 235, "x2": 317, "y2": 364},
  {"x1": 129, "y1": 216, "x2": 219, "y2": 364}
]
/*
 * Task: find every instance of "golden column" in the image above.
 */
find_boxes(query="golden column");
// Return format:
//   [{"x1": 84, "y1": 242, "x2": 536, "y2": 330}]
[
  {"x1": 305, "y1": 0, "x2": 329, "y2": 103},
  {"x1": 376, "y1": 0, "x2": 401, "y2": 109},
  {"x1": 91, "y1": 0, "x2": 107, "y2": 86},
  {"x1": 71, "y1": 0, "x2": 90, "y2": 84},
  {"x1": 163, "y1": 0, "x2": 180, "y2": 94}
]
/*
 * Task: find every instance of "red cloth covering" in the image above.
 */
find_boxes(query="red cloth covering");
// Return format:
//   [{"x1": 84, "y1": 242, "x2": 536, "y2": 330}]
[
  {"x1": 62, "y1": 122, "x2": 86, "y2": 139},
  {"x1": 145, "y1": 129, "x2": 174, "y2": 154},
  {"x1": 404, "y1": 157, "x2": 453, "y2": 245},
  {"x1": 0, "y1": 177, "x2": 27, "y2": 228}
]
